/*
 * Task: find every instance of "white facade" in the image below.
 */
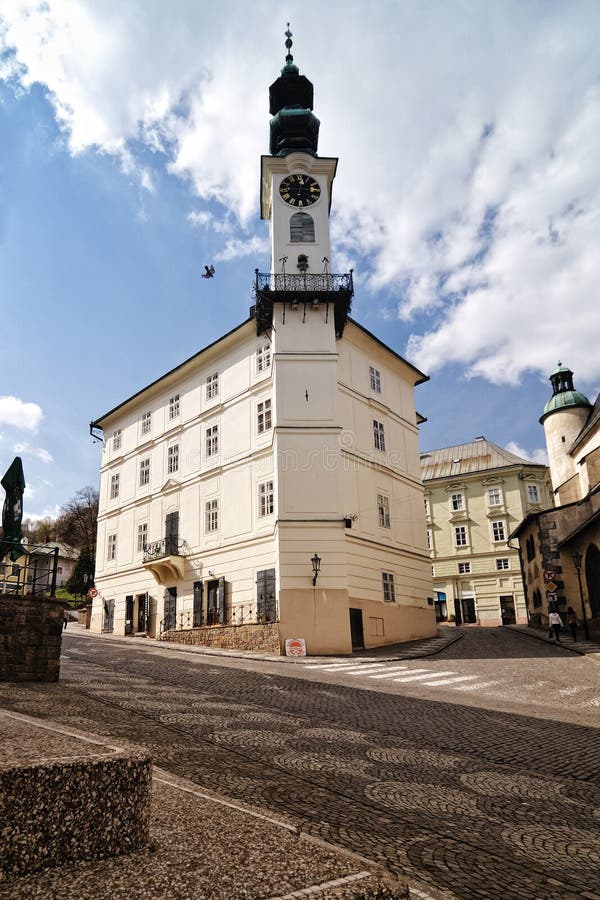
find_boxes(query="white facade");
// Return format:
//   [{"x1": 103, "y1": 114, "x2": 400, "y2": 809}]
[{"x1": 90, "y1": 41, "x2": 436, "y2": 653}]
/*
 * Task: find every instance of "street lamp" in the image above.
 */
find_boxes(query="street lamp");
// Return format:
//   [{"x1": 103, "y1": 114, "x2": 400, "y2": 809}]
[
  {"x1": 311, "y1": 553, "x2": 321, "y2": 586},
  {"x1": 572, "y1": 551, "x2": 590, "y2": 641}
]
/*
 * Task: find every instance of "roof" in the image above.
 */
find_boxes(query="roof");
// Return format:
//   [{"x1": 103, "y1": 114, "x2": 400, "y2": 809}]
[
  {"x1": 540, "y1": 389, "x2": 592, "y2": 422},
  {"x1": 28, "y1": 541, "x2": 79, "y2": 560},
  {"x1": 570, "y1": 390, "x2": 600, "y2": 453},
  {"x1": 420, "y1": 437, "x2": 547, "y2": 481}
]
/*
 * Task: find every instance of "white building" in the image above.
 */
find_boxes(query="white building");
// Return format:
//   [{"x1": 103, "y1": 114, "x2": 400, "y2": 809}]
[{"x1": 89, "y1": 33, "x2": 436, "y2": 654}]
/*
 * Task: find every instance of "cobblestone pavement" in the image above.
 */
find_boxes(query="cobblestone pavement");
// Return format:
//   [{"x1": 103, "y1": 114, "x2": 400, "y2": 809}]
[{"x1": 1, "y1": 630, "x2": 599, "y2": 900}]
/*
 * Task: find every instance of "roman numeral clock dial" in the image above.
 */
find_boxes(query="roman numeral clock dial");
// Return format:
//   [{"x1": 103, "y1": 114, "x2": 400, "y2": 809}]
[{"x1": 279, "y1": 174, "x2": 321, "y2": 208}]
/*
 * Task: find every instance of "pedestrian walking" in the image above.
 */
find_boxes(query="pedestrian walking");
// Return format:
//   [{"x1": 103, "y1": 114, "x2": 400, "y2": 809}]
[
  {"x1": 549, "y1": 610, "x2": 563, "y2": 643},
  {"x1": 63, "y1": 613, "x2": 68, "y2": 630},
  {"x1": 566, "y1": 607, "x2": 578, "y2": 642}
]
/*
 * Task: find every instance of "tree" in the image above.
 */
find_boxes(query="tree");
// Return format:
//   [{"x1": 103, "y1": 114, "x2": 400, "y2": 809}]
[
  {"x1": 66, "y1": 545, "x2": 96, "y2": 597},
  {"x1": 56, "y1": 486, "x2": 99, "y2": 555}
]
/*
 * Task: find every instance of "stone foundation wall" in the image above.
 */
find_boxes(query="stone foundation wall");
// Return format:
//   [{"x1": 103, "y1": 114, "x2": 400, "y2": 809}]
[
  {"x1": 0, "y1": 594, "x2": 64, "y2": 682},
  {"x1": 160, "y1": 622, "x2": 280, "y2": 654}
]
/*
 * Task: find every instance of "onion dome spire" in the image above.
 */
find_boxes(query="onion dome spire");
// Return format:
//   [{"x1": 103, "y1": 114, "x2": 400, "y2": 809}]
[
  {"x1": 269, "y1": 24, "x2": 320, "y2": 157},
  {"x1": 539, "y1": 362, "x2": 592, "y2": 423}
]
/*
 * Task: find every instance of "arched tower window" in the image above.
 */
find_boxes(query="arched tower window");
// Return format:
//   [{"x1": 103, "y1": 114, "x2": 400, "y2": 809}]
[{"x1": 290, "y1": 212, "x2": 315, "y2": 243}]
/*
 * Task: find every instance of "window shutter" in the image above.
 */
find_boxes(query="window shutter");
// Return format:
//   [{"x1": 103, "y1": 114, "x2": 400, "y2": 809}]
[
  {"x1": 193, "y1": 581, "x2": 204, "y2": 627},
  {"x1": 217, "y1": 577, "x2": 226, "y2": 624},
  {"x1": 165, "y1": 511, "x2": 179, "y2": 554},
  {"x1": 256, "y1": 569, "x2": 276, "y2": 622}
]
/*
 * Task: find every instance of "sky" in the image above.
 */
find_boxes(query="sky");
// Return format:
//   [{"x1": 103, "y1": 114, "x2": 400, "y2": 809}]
[{"x1": 1, "y1": 0, "x2": 600, "y2": 521}]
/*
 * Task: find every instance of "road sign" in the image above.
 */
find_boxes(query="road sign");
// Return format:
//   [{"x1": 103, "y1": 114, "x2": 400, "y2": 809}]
[
  {"x1": 545, "y1": 582, "x2": 558, "y2": 594},
  {"x1": 285, "y1": 638, "x2": 306, "y2": 657},
  {"x1": 543, "y1": 570, "x2": 556, "y2": 582},
  {"x1": 87, "y1": 587, "x2": 98, "y2": 599}
]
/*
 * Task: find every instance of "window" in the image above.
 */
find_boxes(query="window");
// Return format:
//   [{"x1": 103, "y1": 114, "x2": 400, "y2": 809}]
[
  {"x1": 141, "y1": 411, "x2": 151, "y2": 436},
  {"x1": 107, "y1": 533, "x2": 117, "y2": 561},
  {"x1": 526, "y1": 534, "x2": 536, "y2": 562},
  {"x1": 426, "y1": 528, "x2": 433, "y2": 550},
  {"x1": 168, "y1": 394, "x2": 180, "y2": 420},
  {"x1": 256, "y1": 345, "x2": 271, "y2": 373},
  {"x1": 258, "y1": 480, "x2": 274, "y2": 517},
  {"x1": 256, "y1": 568, "x2": 277, "y2": 622},
  {"x1": 382, "y1": 572, "x2": 396, "y2": 602},
  {"x1": 491, "y1": 520, "x2": 506, "y2": 542},
  {"x1": 458, "y1": 562, "x2": 471, "y2": 575},
  {"x1": 257, "y1": 399, "x2": 272, "y2": 434},
  {"x1": 527, "y1": 484, "x2": 540, "y2": 504},
  {"x1": 377, "y1": 494, "x2": 390, "y2": 528},
  {"x1": 206, "y1": 373, "x2": 219, "y2": 400},
  {"x1": 110, "y1": 473, "x2": 120, "y2": 500},
  {"x1": 290, "y1": 211, "x2": 315, "y2": 242},
  {"x1": 168, "y1": 443, "x2": 179, "y2": 474},
  {"x1": 496, "y1": 558, "x2": 510, "y2": 570},
  {"x1": 487, "y1": 487, "x2": 502, "y2": 506},
  {"x1": 112, "y1": 429, "x2": 122, "y2": 451},
  {"x1": 137, "y1": 523, "x2": 148, "y2": 554},
  {"x1": 424, "y1": 496, "x2": 431, "y2": 516},
  {"x1": 205, "y1": 499, "x2": 219, "y2": 532},
  {"x1": 139, "y1": 457, "x2": 150, "y2": 486},
  {"x1": 373, "y1": 419, "x2": 386, "y2": 452},
  {"x1": 450, "y1": 492, "x2": 464, "y2": 511},
  {"x1": 206, "y1": 425, "x2": 219, "y2": 457},
  {"x1": 454, "y1": 525, "x2": 468, "y2": 547},
  {"x1": 369, "y1": 366, "x2": 382, "y2": 393}
]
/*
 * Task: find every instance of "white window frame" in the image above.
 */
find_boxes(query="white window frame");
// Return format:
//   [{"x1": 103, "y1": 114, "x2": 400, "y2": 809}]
[
  {"x1": 205, "y1": 498, "x2": 219, "y2": 532},
  {"x1": 258, "y1": 480, "x2": 274, "y2": 517},
  {"x1": 112, "y1": 429, "x2": 122, "y2": 451},
  {"x1": 257, "y1": 399, "x2": 272, "y2": 434},
  {"x1": 496, "y1": 557, "x2": 510, "y2": 571},
  {"x1": 168, "y1": 443, "x2": 179, "y2": 475},
  {"x1": 107, "y1": 533, "x2": 117, "y2": 561},
  {"x1": 256, "y1": 345, "x2": 271, "y2": 373},
  {"x1": 458, "y1": 562, "x2": 471, "y2": 575},
  {"x1": 377, "y1": 493, "x2": 390, "y2": 528},
  {"x1": 110, "y1": 473, "x2": 120, "y2": 500},
  {"x1": 382, "y1": 572, "x2": 396, "y2": 602},
  {"x1": 168, "y1": 394, "x2": 180, "y2": 420},
  {"x1": 139, "y1": 457, "x2": 150, "y2": 487},
  {"x1": 487, "y1": 486, "x2": 503, "y2": 507},
  {"x1": 206, "y1": 373, "x2": 219, "y2": 400},
  {"x1": 424, "y1": 496, "x2": 431, "y2": 517},
  {"x1": 491, "y1": 520, "x2": 506, "y2": 543},
  {"x1": 369, "y1": 366, "x2": 382, "y2": 394},
  {"x1": 450, "y1": 492, "x2": 464, "y2": 511},
  {"x1": 454, "y1": 525, "x2": 468, "y2": 547},
  {"x1": 426, "y1": 528, "x2": 433, "y2": 550},
  {"x1": 527, "y1": 484, "x2": 540, "y2": 504},
  {"x1": 141, "y1": 411, "x2": 152, "y2": 436},
  {"x1": 137, "y1": 523, "x2": 148, "y2": 554},
  {"x1": 373, "y1": 419, "x2": 386, "y2": 452},
  {"x1": 206, "y1": 424, "x2": 219, "y2": 457}
]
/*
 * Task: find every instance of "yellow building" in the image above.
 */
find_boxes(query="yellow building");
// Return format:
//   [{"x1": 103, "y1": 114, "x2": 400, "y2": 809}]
[{"x1": 421, "y1": 438, "x2": 552, "y2": 626}]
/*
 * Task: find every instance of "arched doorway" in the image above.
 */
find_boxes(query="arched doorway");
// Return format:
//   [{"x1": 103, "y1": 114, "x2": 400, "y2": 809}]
[{"x1": 585, "y1": 543, "x2": 600, "y2": 618}]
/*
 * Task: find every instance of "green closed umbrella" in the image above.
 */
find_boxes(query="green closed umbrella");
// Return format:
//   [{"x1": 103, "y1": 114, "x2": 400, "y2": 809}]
[{"x1": 1, "y1": 457, "x2": 26, "y2": 562}]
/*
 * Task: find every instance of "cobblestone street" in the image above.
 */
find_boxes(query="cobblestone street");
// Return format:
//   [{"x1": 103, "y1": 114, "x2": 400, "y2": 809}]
[{"x1": 1, "y1": 628, "x2": 599, "y2": 900}]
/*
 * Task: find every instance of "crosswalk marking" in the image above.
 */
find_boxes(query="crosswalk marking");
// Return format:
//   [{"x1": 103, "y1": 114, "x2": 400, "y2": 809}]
[
  {"x1": 422, "y1": 675, "x2": 478, "y2": 686},
  {"x1": 451, "y1": 680, "x2": 500, "y2": 692},
  {"x1": 368, "y1": 667, "x2": 411, "y2": 679},
  {"x1": 305, "y1": 662, "x2": 387, "y2": 672},
  {"x1": 392, "y1": 670, "x2": 457, "y2": 683}
]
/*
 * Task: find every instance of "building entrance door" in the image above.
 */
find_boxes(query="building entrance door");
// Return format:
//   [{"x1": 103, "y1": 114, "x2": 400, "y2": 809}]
[
  {"x1": 460, "y1": 592, "x2": 477, "y2": 624},
  {"x1": 164, "y1": 587, "x2": 177, "y2": 631},
  {"x1": 125, "y1": 595, "x2": 134, "y2": 634},
  {"x1": 500, "y1": 594, "x2": 516, "y2": 625},
  {"x1": 349, "y1": 608, "x2": 364, "y2": 650},
  {"x1": 137, "y1": 592, "x2": 149, "y2": 632}
]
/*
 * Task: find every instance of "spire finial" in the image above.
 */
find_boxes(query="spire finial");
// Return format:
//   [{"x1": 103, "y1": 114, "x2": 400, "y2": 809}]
[{"x1": 285, "y1": 23, "x2": 293, "y2": 66}]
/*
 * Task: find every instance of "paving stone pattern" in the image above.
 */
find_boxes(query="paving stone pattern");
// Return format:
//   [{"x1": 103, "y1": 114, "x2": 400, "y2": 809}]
[{"x1": 1, "y1": 634, "x2": 599, "y2": 900}]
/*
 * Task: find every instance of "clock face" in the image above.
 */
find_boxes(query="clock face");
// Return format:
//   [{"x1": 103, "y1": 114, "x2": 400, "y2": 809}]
[{"x1": 279, "y1": 174, "x2": 321, "y2": 208}]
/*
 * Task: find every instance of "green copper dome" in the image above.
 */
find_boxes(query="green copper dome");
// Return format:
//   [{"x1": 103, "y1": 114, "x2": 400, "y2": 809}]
[
  {"x1": 269, "y1": 26, "x2": 320, "y2": 157},
  {"x1": 539, "y1": 362, "x2": 592, "y2": 423}
]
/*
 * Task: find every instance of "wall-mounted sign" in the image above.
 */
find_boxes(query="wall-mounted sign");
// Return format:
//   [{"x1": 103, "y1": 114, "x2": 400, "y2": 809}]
[{"x1": 285, "y1": 638, "x2": 306, "y2": 657}]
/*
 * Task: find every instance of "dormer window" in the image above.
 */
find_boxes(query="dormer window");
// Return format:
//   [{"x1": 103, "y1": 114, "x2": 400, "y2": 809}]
[{"x1": 290, "y1": 212, "x2": 315, "y2": 242}]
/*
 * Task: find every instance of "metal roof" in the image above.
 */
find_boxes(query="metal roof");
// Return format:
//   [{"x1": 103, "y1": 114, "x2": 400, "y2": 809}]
[{"x1": 420, "y1": 437, "x2": 546, "y2": 481}]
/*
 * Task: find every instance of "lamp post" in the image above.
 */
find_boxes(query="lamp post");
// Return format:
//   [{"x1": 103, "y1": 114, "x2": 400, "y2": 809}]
[
  {"x1": 573, "y1": 551, "x2": 590, "y2": 641},
  {"x1": 311, "y1": 552, "x2": 321, "y2": 586}
]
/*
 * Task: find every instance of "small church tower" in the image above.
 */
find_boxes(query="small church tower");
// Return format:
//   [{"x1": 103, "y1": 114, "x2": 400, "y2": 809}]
[{"x1": 540, "y1": 362, "x2": 592, "y2": 499}]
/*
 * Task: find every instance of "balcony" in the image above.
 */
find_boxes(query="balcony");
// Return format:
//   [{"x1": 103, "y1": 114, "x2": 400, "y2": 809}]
[
  {"x1": 142, "y1": 538, "x2": 186, "y2": 585},
  {"x1": 253, "y1": 270, "x2": 353, "y2": 338}
]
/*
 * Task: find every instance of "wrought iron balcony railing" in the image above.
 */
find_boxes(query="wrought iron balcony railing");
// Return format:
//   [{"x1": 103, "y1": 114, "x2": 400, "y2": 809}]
[
  {"x1": 143, "y1": 538, "x2": 185, "y2": 563},
  {"x1": 253, "y1": 269, "x2": 354, "y2": 338},
  {"x1": 255, "y1": 271, "x2": 353, "y2": 294}
]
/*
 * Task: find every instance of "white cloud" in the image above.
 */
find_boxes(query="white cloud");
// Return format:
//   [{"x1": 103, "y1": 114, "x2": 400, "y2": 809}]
[
  {"x1": 2, "y1": 1, "x2": 600, "y2": 384},
  {"x1": 13, "y1": 442, "x2": 53, "y2": 463},
  {"x1": 0, "y1": 396, "x2": 43, "y2": 430},
  {"x1": 215, "y1": 234, "x2": 268, "y2": 263},
  {"x1": 504, "y1": 441, "x2": 548, "y2": 466},
  {"x1": 22, "y1": 505, "x2": 62, "y2": 523}
]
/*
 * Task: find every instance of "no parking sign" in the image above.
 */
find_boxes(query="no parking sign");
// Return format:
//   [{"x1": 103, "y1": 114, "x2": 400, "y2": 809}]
[{"x1": 285, "y1": 638, "x2": 307, "y2": 657}]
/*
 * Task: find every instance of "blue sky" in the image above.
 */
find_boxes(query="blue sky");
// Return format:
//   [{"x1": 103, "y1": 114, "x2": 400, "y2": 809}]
[{"x1": 1, "y1": 1, "x2": 599, "y2": 520}]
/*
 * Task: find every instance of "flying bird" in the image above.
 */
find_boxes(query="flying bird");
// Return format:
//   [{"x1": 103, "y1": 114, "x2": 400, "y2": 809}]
[{"x1": 201, "y1": 265, "x2": 215, "y2": 279}]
